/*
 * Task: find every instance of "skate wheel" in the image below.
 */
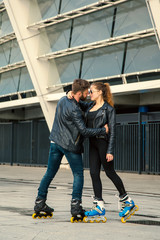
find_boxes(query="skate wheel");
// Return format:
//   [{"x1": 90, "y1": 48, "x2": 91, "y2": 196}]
[
  {"x1": 38, "y1": 216, "x2": 42, "y2": 219},
  {"x1": 48, "y1": 212, "x2": 53, "y2": 218},
  {"x1": 102, "y1": 217, "x2": 107, "y2": 223},
  {"x1": 42, "y1": 215, "x2": 47, "y2": 219},
  {"x1": 135, "y1": 205, "x2": 139, "y2": 211},
  {"x1": 96, "y1": 219, "x2": 100, "y2": 223},
  {"x1": 127, "y1": 215, "x2": 131, "y2": 220},
  {"x1": 83, "y1": 217, "x2": 88, "y2": 223},
  {"x1": 32, "y1": 213, "x2": 37, "y2": 219},
  {"x1": 70, "y1": 217, "x2": 75, "y2": 223},
  {"x1": 89, "y1": 220, "x2": 94, "y2": 223},
  {"x1": 121, "y1": 217, "x2": 126, "y2": 223}
]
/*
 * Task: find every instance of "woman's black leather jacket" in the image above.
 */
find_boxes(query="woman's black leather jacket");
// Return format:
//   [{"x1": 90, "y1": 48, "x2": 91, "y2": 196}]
[{"x1": 79, "y1": 100, "x2": 116, "y2": 155}]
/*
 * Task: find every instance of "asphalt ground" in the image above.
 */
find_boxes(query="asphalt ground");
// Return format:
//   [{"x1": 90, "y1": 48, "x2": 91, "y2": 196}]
[{"x1": 0, "y1": 165, "x2": 160, "y2": 240}]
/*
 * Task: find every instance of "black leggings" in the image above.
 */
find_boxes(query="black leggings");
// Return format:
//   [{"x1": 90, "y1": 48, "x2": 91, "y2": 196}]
[{"x1": 89, "y1": 138, "x2": 126, "y2": 200}]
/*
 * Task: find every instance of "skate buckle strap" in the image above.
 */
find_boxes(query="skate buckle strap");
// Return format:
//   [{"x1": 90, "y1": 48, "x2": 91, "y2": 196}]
[{"x1": 95, "y1": 207, "x2": 103, "y2": 214}]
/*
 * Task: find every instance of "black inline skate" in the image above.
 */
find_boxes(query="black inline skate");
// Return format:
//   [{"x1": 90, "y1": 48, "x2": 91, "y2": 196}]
[
  {"x1": 70, "y1": 199, "x2": 85, "y2": 223},
  {"x1": 32, "y1": 197, "x2": 54, "y2": 219}
]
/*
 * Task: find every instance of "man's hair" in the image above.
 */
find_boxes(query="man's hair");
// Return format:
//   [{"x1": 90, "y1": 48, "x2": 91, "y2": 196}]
[{"x1": 72, "y1": 79, "x2": 90, "y2": 94}]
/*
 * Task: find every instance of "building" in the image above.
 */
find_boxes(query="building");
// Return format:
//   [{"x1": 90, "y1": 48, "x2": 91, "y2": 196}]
[{"x1": 0, "y1": 0, "x2": 160, "y2": 173}]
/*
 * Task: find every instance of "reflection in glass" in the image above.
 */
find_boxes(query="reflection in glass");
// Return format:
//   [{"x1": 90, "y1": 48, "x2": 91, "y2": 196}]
[
  {"x1": 37, "y1": 0, "x2": 59, "y2": 19},
  {"x1": 0, "y1": 11, "x2": 13, "y2": 37},
  {"x1": 0, "y1": 67, "x2": 34, "y2": 96},
  {"x1": 114, "y1": 0, "x2": 152, "y2": 37},
  {"x1": 0, "y1": 40, "x2": 23, "y2": 68},
  {"x1": 43, "y1": 21, "x2": 71, "y2": 52},
  {"x1": 52, "y1": 53, "x2": 81, "y2": 84},
  {"x1": 82, "y1": 44, "x2": 124, "y2": 80},
  {"x1": 71, "y1": 8, "x2": 114, "y2": 47},
  {"x1": 125, "y1": 37, "x2": 160, "y2": 73}
]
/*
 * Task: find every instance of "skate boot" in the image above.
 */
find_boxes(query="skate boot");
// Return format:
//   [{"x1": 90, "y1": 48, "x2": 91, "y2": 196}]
[
  {"x1": 83, "y1": 199, "x2": 107, "y2": 223},
  {"x1": 32, "y1": 197, "x2": 54, "y2": 219},
  {"x1": 119, "y1": 195, "x2": 139, "y2": 223},
  {"x1": 70, "y1": 199, "x2": 85, "y2": 223}
]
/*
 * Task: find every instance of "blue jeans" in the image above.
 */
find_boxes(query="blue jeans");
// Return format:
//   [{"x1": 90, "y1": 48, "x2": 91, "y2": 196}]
[{"x1": 38, "y1": 143, "x2": 84, "y2": 201}]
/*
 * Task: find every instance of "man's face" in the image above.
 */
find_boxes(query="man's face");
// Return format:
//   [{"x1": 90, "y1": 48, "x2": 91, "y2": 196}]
[{"x1": 80, "y1": 89, "x2": 89, "y2": 101}]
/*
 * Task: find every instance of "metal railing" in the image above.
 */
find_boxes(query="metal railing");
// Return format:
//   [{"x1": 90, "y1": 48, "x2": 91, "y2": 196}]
[{"x1": 0, "y1": 116, "x2": 159, "y2": 174}]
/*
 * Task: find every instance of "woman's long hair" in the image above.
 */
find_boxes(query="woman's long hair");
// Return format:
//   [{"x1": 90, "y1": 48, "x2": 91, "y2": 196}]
[{"x1": 91, "y1": 82, "x2": 114, "y2": 107}]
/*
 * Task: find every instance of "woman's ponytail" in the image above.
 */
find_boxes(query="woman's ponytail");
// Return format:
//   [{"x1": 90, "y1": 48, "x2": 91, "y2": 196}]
[{"x1": 104, "y1": 83, "x2": 114, "y2": 107}]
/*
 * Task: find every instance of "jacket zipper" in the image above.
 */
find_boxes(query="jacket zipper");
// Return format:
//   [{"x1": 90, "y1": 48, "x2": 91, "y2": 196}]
[{"x1": 75, "y1": 134, "x2": 80, "y2": 145}]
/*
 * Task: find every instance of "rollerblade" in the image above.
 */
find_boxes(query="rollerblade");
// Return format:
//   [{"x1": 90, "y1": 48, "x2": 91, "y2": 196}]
[
  {"x1": 70, "y1": 199, "x2": 85, "y2": 223},
  {"x1": 83, "y1": 199, "x2": 107, "y2": 223},
  {"x1": 32, "y1": 197, "x2": 54, "y2": 219},
  {"x1": 119, "y1": 195, "x2": 139, "y2": 223}
]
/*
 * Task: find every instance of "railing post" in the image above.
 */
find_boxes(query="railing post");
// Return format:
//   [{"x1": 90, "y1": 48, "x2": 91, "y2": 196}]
[{"x1": 138, "y1": 112, "x2": 142, "y2": 174}]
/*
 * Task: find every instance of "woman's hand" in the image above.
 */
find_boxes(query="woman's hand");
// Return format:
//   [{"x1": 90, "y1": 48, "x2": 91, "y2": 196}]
[
  {"x1": 106, "y1": 153, "x2": 113, "y2": 162},
  {"x1": 67, "y1": 91, "x2": 73, "y2": 99},
  {"x1": 104, "y1": 124, "x2": 109, "y2": 134}
]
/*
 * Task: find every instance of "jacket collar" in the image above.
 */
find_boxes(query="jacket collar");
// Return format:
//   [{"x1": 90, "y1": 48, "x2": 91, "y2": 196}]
[{"x1": 89, "y1": 101, "x2": 108, "y2": 110}]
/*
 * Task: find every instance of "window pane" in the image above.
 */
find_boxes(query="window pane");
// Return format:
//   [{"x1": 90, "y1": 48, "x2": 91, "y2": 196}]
[
  {"x1": 82, "y1": 44, "x2": 124, "y2": 79},
  {"x1": 114, "y1": 0, "x2": 152, "y2": 37},
  {"x1": 71, "y1": 8, "x2": 114, "y2": 47},
  {"x1": 18, "y1": 68, "x2": 34, "y2": 92},
  {"x1": 0, "y1": 11, "x2": 13, "y2": 37},
  {"x1": 125, "y1": 36, "x2": 160, "y2": 73},
  {"x1": 0, "y1": 40, "x2": 23, "y2": 68},
  {"x1": 0, "y1": 68, "x2": 33, "y2": 96},
  {"x1": 52, "y1": 53, "x2": 81, "y2": 84},
  {"x1": 37, "y1": 0, "x2": 59, "y2": 19},
  {"x1": 43, "y1": 21, "x2": 71, "y2": 52}
]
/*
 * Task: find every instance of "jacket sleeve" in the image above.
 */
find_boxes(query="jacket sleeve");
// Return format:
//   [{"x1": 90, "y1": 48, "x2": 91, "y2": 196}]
[
  {"x1": 71, "y1": 106, "x2": 106, "y2": 137},
  {"x1": 107, "y1": 108, "x2": 116, "y2": 155}
]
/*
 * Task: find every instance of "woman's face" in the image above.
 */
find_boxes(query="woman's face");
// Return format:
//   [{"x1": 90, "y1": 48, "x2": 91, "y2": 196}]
[{"x1": 89, "y1": 85, "x2": 102, "y2": 101}]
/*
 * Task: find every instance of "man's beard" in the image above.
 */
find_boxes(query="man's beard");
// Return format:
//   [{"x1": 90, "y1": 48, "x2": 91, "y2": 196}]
[{"x1": 80, "y1": 95, "x2": 87, "y2": 101}]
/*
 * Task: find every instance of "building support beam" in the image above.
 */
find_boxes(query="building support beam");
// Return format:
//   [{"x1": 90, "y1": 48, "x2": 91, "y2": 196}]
[
  {"x1": 146, "y1": 0, "x2": 160, "y2": 49},
  {"x1": 4, "y1": 0, "x2": 61, "y2": 130}
]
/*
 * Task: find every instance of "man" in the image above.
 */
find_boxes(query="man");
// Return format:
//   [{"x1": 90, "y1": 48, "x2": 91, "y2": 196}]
[{"x1": 33, "y1": 79, "x2": 108, "y2": 220}]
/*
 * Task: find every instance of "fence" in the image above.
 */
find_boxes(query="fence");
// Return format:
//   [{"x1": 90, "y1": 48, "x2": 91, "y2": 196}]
[{"x1": 0, "y1": 118, "x2": 159, "y2": 174}]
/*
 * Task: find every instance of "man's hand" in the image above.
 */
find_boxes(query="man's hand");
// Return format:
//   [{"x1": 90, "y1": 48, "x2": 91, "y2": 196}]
[
  {"x1": 106, "y1": 153, "x2": 113, "y2": 162},
  {"x1": 67, "y1": 91, "x2": 74, "y2": 99},
  {"x1": 104, "y1": 124, "x2": 109, "y2": 134}
]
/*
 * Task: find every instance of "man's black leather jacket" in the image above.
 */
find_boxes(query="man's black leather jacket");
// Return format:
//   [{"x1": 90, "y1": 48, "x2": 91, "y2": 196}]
[
  {"x1": 79, "y1": 100, "x2": 116, "y2": 155},
  {"x1": 50, "y1": 96, "x2": 106, "y2": 153}
]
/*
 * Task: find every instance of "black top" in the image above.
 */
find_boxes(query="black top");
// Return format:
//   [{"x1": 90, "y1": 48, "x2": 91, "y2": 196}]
[{"x1": 87, "y1": 109, "x2": 100, "y2": 128}]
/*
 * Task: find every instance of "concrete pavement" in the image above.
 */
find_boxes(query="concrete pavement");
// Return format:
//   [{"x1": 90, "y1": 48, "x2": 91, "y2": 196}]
[{"x1": 0, "y1": 165, "x2": 160, "y2": 240}]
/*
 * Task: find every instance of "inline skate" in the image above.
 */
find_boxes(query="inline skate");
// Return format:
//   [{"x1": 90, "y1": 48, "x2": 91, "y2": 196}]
[
  {"x1": 32, "y1": 197, "x2": 54, "y2": 219},
  {"x1": 119, "y1": 195, "x2": 139, "y2": 223},
  {"x1": 83, "y1": 199, "x2": 107, "y2": 223},
  {"x1": 70, "y1": 199, "x2": 85, "y2": 223}
]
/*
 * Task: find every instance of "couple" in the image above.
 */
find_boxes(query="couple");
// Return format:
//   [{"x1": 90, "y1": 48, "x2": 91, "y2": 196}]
[{"x1": 33, "y1": 79, "x2": 135, "y2": 222}]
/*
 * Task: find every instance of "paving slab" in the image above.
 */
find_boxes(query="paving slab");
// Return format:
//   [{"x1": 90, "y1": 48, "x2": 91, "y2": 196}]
[{"x1": 0, "y1": 165, "x2": 160, "y2": 240}]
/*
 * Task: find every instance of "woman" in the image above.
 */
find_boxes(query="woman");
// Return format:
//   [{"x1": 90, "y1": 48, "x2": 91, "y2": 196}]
[{"x1": 78, "y1": 82, "x2": 137, "y2": 222}]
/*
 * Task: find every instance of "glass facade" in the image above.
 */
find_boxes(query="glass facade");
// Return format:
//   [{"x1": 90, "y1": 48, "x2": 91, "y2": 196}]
[
  {"x1": 0, "y1": 9, "x2": 34, "y2": 99},
  {"x1": 37, "y1": 0, "x2": 160, "y2": 86},
  {"x1": 1, "y1": 0, "x2": 160, "y2": 100}
]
